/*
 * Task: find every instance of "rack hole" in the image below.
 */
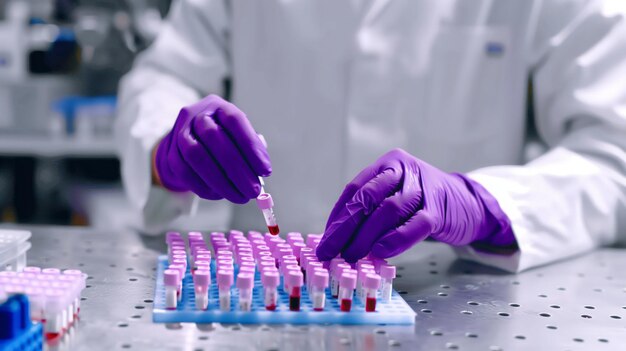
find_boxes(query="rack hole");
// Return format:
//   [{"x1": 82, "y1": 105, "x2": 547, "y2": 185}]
[
  {"x1": 144, "y1": 299, "x2": 153, "y2": 303},
  {"x1": 465, "y1": 332, "x2": 478, "y2": 338},
  {"x1": 573, "y1": 338, "x2": 584, "y2": 343},
  {"x1": 546, "y1": 325, "x2": 557, "y2": 330},
  {"x1": 440, "y1": 285, "x2": 450, "y2": 289},
  {"x1": 557, "y1": 287, "x2": 566, "y2": 291},
  {"x1": 461, "y1": 310, "x2": 473, "y2": 315},
  {"x1": 581, "y1": 314, "x2": 592, "y2": 319},
  {"x1": 430, "y1": 331, "x2": 443, "y2": 336},
  {"x1": 610, "y1": 315, "x2": 621, "y2": 319},
  {"x1": 118, "y1": 323, "x2": 128, "y2": 328},
  {"x1": 131, "y1": 315, "x2": 141, "y2": 319},
  {"x1": 515, "y1": 335, "x2": 526, "y2": 340},
  {"x1": 417, "y1": 299, "x2": 428, "y2": 304},
  {"x1": 438, "y1": 293, "x2": 448, "y2": 297},
  {"x1": 538, "y1": 294, "x2": 547, "y2": 298},
  {"x1": 121, "y1": 344, "x2": 131, "y2": 349},
  {"x1": 584, "y1": 305, "x2": 595, "y2": 309},
  {"x1": 135, "y1": 306, "x2": 145, "y2": 310},
  {"x1": 420, "y1": 309, "x2": 432, "y2": 313},
  {"x1": 468, "y1": 301, "x2": 480, "y2": 306},
  {"x1": 539, "y1": 313, "x2": 551, "y2": 317},
  {"x1": 129, "y1": 278, "x2": 138, "y2": 282},
  {"x1": 498, "y1": 312, "x2": 510, "y2": 317},
  {"x1": 445, "y1": 342, "x2": 459, "y2": 350},
  {"x1": 550, "y1": 305, "x2": 560, "y2": 309},
  {"x1": 509, "y1": 303, "x2": 520, "y2": 307},
  {"x1": 598, "y1": 338, "x2": 609, "y2": 343}
]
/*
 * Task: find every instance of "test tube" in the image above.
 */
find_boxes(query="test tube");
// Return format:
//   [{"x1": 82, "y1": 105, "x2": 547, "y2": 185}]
[
  {"x1": 236, "y1": 272, "x2": 254, "y2": 311},
  {"x1": 332, "y1": 263, "x2": 352, "y2": 298},
  {"x1": 256, "y1": 193, "x2": 280, "y2": 235},
  {"x1": 164, "y1": 269, "x2": 180, "y2": 310},
  {"x1": 194, "y1": 270, "x2": 210, "y2": 310},
  {"x1": 217, "y1": 270, "x2": 234, "y2": 311},
  {"x1": 339, "y1": 273, "x2": 357, "y2": 312},
  {"x1": 357, "y1": 267, "x2": 376, "y2": 299},
  {"x1": 310, "y1": 271, "x2": 329, "y2": 311},
  {"x1": 43, "y1": 289, "x2": 65, "y2": 336},
  {"x1": 380, "y1": 265, "x2": 397, "y2": 301},
  {"x1": 261, "y1": 271, "x2": 279, "y2": 311},
  {"x1": 363, "y1": 274, "x2": 381, "y2": 312},
  {"x1": 286, "y1": 270, "x2": 303, "y2": 311}
]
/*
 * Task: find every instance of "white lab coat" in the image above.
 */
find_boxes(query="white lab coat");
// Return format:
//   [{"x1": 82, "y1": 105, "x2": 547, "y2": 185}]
[{"x1": 115, "y1": 0, "x2": 626, "y2": 272}]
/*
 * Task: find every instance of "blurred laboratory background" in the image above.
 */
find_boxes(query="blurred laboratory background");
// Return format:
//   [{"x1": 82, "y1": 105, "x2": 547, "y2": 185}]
[{"x1": 0, "y1": 0, "x2": 172, "y2": 227}]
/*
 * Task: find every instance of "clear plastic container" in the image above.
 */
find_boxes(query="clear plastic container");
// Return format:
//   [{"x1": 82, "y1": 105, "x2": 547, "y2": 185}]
[{"x1": 0, "y1": 229, "x2": 32, "y2": 272}]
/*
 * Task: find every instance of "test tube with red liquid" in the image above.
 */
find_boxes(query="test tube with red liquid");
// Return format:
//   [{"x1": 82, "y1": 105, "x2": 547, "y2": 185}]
[
  {"x1": 339, "y1": 273, "x2": 357, "y2": 312},
  {"x1": 256, "y1": 192, "x2": 280, "y2": 235},
  {"x1": 262, "y1": 270, "x2": 280, "y2": 310},
  {"x1": 286, "y1": 270, "x2": 303, "y2": 311},
  {"x1": 363, "y1": 274, "x2": 381, "y2": 312}
]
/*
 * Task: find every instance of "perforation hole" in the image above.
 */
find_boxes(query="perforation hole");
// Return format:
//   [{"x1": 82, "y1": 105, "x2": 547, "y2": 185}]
[
  {"x1": 509, "y1": 303, "x2": 520, "y2": 307},
  {"x1": 598, "y1": 338, "x2": 609, "y2": 343},
  {"x1": 465, "y1": 332, "x2": 478, "y2": 338},
  {"x1": 610, "y1": 315, "x2": 621, "y2": 319},
  {"x1": 584, "y1": 305, "x2": 595, "y2": 310},
  {"x1": 573, "y1": 338, "x2": 584, "y2": 343},
  {"x1": 515, "y1": 335, "x2": 526, "y2": 340},
  {"x1": 498, "y1": 312, "x2": 509, "y2": 317},
  {"x1": 550, "y1": 305, "x2": 560, "y2": 309},
  {"x1": 421, "y1": 309, "x2": 432, "y2": 313},
  {"x1": 445, "y1": 342, "x2": 459, "y2": 349},
  {"x1": 461, "y1": 310, "x2": 473, "y2": 315},
  {"x1": 430, "y1": 331, "x2": 443, "y2": 336},
  {"x1": 539, "y1": 313, "x2": 551, "y2": 317},
  {"x1": 417, "y1": 299, "x2": 428, "y2": 304},
  {"x1": 581, "y1": 314, "x2": 592, "y2": 319},
  {"x1": 467, "y1": 301, "x2": 480, "y2": 306},
  {"x1": 546, "y1": 325, "x2": 557, "y2": 330},
  {"x1": 437, "y1": 293, "x2": 448, "y2": 297}
]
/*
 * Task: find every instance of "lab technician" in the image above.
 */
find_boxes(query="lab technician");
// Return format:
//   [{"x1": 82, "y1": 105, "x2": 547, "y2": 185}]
[{"x1": 116, "y1": 1, "x2": 626, "y2": 272}]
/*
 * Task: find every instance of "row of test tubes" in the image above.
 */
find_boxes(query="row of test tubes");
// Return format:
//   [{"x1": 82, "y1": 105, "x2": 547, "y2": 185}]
[
  {"x1": 0, "y1": 267, "x2": 87, "y2": 337},
  {"x1": 162, "y1": 230, "x2": 397, "y2": 313}
]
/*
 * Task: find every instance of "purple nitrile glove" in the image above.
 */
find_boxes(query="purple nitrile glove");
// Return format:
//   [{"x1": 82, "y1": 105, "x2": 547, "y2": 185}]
[
  {"x1": 154, "y1": 94, "x2": 271, "y2": 204},
  {"x1": 316, "y1": 148, "x2": 516, "y2": 262}
]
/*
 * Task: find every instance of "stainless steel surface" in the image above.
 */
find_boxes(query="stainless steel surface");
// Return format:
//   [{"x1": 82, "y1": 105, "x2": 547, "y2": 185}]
[{"x1": 6, "y1": 225, "x2": 625, "y2": 350}]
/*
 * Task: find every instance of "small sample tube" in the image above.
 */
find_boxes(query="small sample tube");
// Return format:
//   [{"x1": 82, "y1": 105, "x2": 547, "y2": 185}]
[
  {"x1": 363, "y1": 274, "x2": 381, "y2": 312},
  {"x1": 357, "y1": 268, "x2": 376, "y2": 300},
  {"x1": 163, "y1": 269, "x2": 180, "y2": 310},
  {"x1": 339, "y1": 273, "x2": 357, "y2": 312},
  {"x1": 261, "y1": 271, "x2": 280, "y2": 311},
  {"x1": 217, "y1": 270, "x2": 234, "y2": 311},
  {"x1": 236, "y1": 272, "x2": 254, "y2": 311},
  {"x1": 193, "y1": 270, "x2": 210, "y2": 310},
  {"x1": 286, "y1": 270, "x2": 304, "y2": 311},
  {"x1": 43, "y1": 289, "x2": 64, "y2": 336},
  {"x1": 332, "y1": 263, "x2": 352, "y2": 298},
  {"x1": 380, "y1": 265, "x2": 397, "y2": 301},
  {"x1": 310, "y1": 271, "x2": 329, "y2": 311},
  {"x1": 256, "y1": 193, "x2": 280, "y2": 235}
]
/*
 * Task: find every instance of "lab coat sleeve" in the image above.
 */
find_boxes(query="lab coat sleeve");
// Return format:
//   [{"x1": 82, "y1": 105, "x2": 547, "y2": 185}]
[
  {"x1": 457, "y1": 1, "x2": 626, "y2": 272},
  {"x1": 115, "y1": 0, "x2": 230, "y2": 233}
]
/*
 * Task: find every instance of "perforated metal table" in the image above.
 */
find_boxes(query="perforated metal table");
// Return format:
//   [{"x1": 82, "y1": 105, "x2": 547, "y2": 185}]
[{"x1": 5, "y1": 225, "x2": 625, "y2": 351}]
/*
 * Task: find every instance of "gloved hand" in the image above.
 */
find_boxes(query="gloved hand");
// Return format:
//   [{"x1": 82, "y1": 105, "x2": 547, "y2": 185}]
[
  {"x1": 153, "y1": 94, "x2": 271, "y2": 204},
  {"x1": 316, "y1": 148, "x2": 516, "y2": 262}
]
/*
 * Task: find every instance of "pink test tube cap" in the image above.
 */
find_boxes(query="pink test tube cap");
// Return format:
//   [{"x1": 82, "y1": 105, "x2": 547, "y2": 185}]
[
  {"x1": 262, "y1": 271, "x2": 280, "y2": 288},
  {"x1": 217, "y1": 270, "x2": 234, "y2": 287},
  {"x1": 168, "y1": 264, "x2": 186, "y2": 279},
  {"x1": 164, "y1": 269, "x2": 180, "y2": 287},
  {"x1": 340, "y1": 273, "x2": 357, "y2": 290},
  {"x1": 23, "y1": 266, "x2": 41, "y2": 274},
  {"x1": 380, "y1": 265, "x2": 397, "y2": 279},
  {"x1": 285, "y1": 264, "x2": 301, "y2": 273},
  {"x1": 195, "y1": 260, "x2": 211, "y2": 270},
  {"x1": 42, "y1": 268, "x2": 61, "y2": 275},
  {"x1": 256, "y1": 193, "x2": 274, "y2": 210},
  {"x1": 363, "y1": 274, "x2": 382, "y2": 289},
  {"x1": 193, "y1": 270, "x2": 210, "y2": 287},
  {"x1": 286, "y1": 270, "x2": 303, "y2": 288},
  {"x1": 335, "y1": 263, "x2": 352, "y2": 278},
  {"x1": 236, "y1": 272, "x2": 254, "y2": 289},
  {"x1": 311, "y1": 271, "x2": 329, "y2": 289}
]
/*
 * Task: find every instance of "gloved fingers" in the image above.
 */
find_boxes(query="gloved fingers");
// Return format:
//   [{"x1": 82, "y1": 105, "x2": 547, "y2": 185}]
[
  {"x1": 171, "y1": 126, "x2": 241, "y2": 202},
  {"x1": 192, "y1": 114, "x2": 261, "y2": 201},
  {"x1": 341, "y1": 174, "x2": 421, "y2": 262},
  {"x1": 315, "y1": 207, "x2": 368, "y2": 262},
  {"x1": 211, "y1": 105, "x2": 272, "y2": 177},
  {"x1": 370, "y1": 210, "x2": 435, "y2": 258}
]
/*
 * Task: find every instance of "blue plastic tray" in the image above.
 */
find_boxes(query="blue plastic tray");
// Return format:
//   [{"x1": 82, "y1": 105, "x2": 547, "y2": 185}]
[
  {"x1": 0, "y1": 322, "x2": 42, "y2": 351},
  {"x1": 152, "y1": 256, "x2": 415, "y2": 325}
]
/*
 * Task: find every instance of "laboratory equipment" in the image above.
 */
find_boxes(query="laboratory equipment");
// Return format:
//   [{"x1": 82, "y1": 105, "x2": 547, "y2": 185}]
[
  {"x1": 339, "y1": 273, "x2": 357, "y2": 312},
  {"x1": 0, "y1": 294, "x2": 43, "y2": 351},
  {"x1": 153, "y1": 231, "x2": 415, "y2": 325},
  {"x1": 363, "y1": 274, "x2": 381, "y2": 312},
  {"x1": 256, "y1": 192, "x2": 280, "y2": 235},
  {"x1": 193, "y1": 270, "x2": 211, "y2": 310},
  {"x1": 0, "y1": 230, "x2": 31, "y2": 272},
  {"x1": 380, "y1": 265, "x2": 396, "y2": 302}
]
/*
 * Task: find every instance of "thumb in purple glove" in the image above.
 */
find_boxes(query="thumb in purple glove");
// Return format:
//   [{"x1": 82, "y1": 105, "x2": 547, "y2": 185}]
[
  {"x1": 154, "y1": 94, "x2": 271, "y2": 204},
  {"x1": 316, "y1": 148, "x2": 516, "y2": 262}
]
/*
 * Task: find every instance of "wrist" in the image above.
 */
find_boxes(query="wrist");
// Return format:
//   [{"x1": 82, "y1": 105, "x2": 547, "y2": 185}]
[
  {"x1": 456, "y1": 174, "x2": 518, "y2": 249},
  {"x1": 152, "y1": 138, "x2": 164, "y2": 187}
]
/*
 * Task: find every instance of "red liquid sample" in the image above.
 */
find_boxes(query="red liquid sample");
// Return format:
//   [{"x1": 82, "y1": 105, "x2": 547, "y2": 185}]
[
  {"x1": 266, "y1": 304, "x2": 276, "y2": 311},
  {"x1": 289, "y1": 296, "x2": 300, "y2": 311},
  {"x1": 365, "y1": 297, "x2": 377, "y2": 312},
  {"x1": 268, "y1": 225, "x2": 280, "y2": 235},
  {"x1": 340, "y1": 299, "x2": 352, "y2": 312},
  {"x1": 314, "y1": 307, "x2": 323, "y2": 311}
]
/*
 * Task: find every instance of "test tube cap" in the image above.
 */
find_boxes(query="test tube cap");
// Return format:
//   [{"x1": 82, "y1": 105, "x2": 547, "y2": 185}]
[
  {"x1": 193, "y1": 270, "x2": 211, "y2": 287},
  {"x1": 286, "y1": 270, "x2": 304, "y2": 288},
  {"x1": 340, "y1": 273, "x2": 357, "y2": 290},
  {"x1": 380, "y1": 265, "x2": 397, "y2": 279},
  {"x1": 311, "y1": 271, "x2": 329, "y2": 289},
  {"x1": 256, "y1": 193, "x2": 274, "y2": 210},
  {"x1": 217, "y1": 270, "x2": 234, "y2": 287},
  {"x1": 42, "y1": 268, "x2": 61, "y2": 275},
  {"x1": 22, "y1": 266, "x2": 41, "y2": 274},
  {"x1": 236, "y1": 272, "x2": 254, "y2": 289},
  {"x1": 363, "y1": 273, "x2": 382, "y2": 289},
  {"x1": 261, "y1": 271, "x2": 280, "y2": 288},
  {"x1": 163, "y1": 269, "x2": 179, "y2": 287}
]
